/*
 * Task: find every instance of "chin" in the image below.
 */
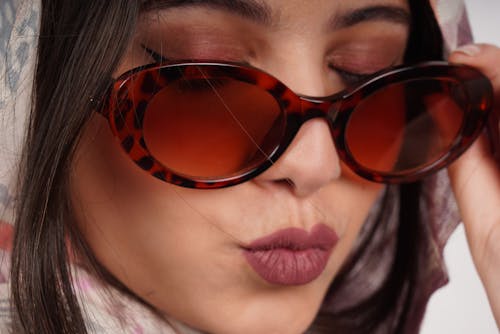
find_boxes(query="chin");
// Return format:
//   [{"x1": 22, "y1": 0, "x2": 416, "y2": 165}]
[
  {"x1": 209, "y1": 318, "x2": 315, "y2": 334},
  {"x1": 197, "y1": 297, "x2": 322, "y2": 334}
]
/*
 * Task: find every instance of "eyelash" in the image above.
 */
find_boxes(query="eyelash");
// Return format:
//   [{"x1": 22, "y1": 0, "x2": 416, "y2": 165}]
[
  {"x1": 142, "y1": 45, "x2": 169, "y2": 63},
  {"x1": 143, "y1": 45, "x2": 377, "y2": 86},
  {"x1": 330, "y1": 66, "x2": 375, "y2": 86}
]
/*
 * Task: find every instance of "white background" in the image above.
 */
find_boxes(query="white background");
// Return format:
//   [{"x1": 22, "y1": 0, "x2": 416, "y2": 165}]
[{"x1": 421, "y1": 0, "x2": 499, "y2": 333}]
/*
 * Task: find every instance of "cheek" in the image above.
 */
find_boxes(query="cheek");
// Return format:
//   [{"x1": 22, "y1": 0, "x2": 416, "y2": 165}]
[
  {"x1": 70, "y1": 116, "x2": 174, "y2": 223},
  {"x1": 70, "y1": 116, "x2": 219, "y2": 295},
  {"x1": 316, "y1": 177, "x2": 384, "y2": 275}
]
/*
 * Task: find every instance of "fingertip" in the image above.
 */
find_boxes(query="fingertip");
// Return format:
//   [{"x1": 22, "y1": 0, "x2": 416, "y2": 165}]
[
  {"x1": 453, "y1": 44, "x2": 482, "y2": 58},
  {"x1": 448, "y1": 44, "x2": 500, "y2": 89},
  {"x1": 449, "y1": 43, "x2": 499, "y2": 62}
]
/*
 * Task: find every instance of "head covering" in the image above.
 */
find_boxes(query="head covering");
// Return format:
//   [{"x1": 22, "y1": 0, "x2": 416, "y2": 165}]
[
  {"x1": 0, "y1": 0, "x2": 39, "y2": 224},
  {"x1": 0, "y1": 0, "x2": 473, "y2": 333},
  {"x1": 432, "y1": 0, "x2": 474, "y2": 54}
]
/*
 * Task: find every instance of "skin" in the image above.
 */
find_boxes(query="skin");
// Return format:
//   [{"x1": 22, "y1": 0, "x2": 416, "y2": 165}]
[{"x1": 63, "y1": 1, "x2": 500, "y2": 334}]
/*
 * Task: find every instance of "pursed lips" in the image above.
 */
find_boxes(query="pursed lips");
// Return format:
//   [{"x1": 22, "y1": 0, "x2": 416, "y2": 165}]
[{"x1": 241, "y1": 223, "x2": 339, "y2": 285}]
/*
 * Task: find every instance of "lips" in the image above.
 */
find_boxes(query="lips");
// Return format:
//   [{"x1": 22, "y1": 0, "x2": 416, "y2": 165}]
[{"x1": 243, "y1": 224, "x2": 338, "y2": 285}]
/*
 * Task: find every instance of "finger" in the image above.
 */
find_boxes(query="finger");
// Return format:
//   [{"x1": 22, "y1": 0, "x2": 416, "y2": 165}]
[
  {"x1": 450, "y1": 44, "x2": 500, "y2": 161},
  {"x1": 447, "y1": 44, "x2": 500, "y2": 262},
  {"x1": 449, "y1": 44, "x2": 500, "y2": 93}
]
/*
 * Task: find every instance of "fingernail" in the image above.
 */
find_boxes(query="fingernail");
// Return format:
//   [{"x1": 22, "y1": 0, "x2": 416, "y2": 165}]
[{"x1": 454, "y1": 44, "x2": 481, "y2": 57}]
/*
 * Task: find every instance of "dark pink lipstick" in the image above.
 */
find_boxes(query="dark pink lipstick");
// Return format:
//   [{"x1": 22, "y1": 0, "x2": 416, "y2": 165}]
[{"x1": 243, "y1": 224, "x2": 338, "y2": 285}]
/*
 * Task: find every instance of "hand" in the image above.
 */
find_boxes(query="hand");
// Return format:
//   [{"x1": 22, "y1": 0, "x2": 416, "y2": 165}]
[{"x1": 448, "y1": 43, "x2": 500, "y2": 328}]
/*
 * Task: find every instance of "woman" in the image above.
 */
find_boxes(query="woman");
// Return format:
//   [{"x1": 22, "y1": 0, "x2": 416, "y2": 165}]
[{"x1": 1, "y1": 0, "x2": 499, "y2": 333}]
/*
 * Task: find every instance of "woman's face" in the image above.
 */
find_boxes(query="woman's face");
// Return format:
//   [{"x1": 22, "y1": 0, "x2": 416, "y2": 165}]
[{"x1": 71, "y1": 0, "x2": 409, "y2": 333}]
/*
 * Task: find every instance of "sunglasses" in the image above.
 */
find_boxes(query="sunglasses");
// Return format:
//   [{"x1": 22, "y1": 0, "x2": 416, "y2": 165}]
[{"x1": 98, "y1": 61, "x2": 493, "y2": 189}]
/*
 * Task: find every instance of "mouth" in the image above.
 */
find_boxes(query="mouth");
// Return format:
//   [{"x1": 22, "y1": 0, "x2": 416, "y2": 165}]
[{"x1": 242, "y1": 224, "x2": 338, "y2": 286}]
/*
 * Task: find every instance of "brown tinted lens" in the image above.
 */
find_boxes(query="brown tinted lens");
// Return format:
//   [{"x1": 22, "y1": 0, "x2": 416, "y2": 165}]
[
  {"x1": 142, "y1": 76, "x2": 284, "y2": 179},
  {"x1": 346, "y1": 79, "x2": 464, "y2": 174}
]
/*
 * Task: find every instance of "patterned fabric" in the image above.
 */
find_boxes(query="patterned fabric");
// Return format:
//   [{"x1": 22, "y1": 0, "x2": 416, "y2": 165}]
[
  {"x1": 432, "y1": 0, "x2": 473, "y2": 53},
  {"x1": 0, "y1": 0, "x2": 475, "y2": 333},
  {"x1": 0, "y1": 0, "x2": 39, "y2": 224},
  {"x1": 0, "y1": 249, "x2": 198, "y2": 333}
]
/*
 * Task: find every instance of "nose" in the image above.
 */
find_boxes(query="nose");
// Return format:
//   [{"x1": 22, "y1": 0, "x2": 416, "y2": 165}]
[
  {"x1": 252, "y1": 51, "x2": 343, "y2": 197},
  {"x1": 254, "y1": 118, "x2": 340, "y2": 197}
]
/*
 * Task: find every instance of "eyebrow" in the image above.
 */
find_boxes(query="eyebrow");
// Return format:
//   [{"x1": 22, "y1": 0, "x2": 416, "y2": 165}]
[
  {"x1": 331, "y1": 5, "x2": 410, "y2": 30},
  {"x1": 142, "y1": 0, "x2": 272, "y2": 25},
  {"x1": 142, "y1": 1, "x2": 410, "y2": 29}
]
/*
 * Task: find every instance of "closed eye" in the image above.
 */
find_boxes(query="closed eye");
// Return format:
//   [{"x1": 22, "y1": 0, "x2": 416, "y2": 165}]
[{"x1": 331, "y1": 66, "x2": 376, "y2": 86}]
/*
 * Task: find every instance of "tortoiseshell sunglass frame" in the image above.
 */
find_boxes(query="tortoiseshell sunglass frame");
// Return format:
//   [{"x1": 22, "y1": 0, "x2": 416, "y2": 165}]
[{"x1": 98, "y1": 60, "x2": 493, "y2": 189}]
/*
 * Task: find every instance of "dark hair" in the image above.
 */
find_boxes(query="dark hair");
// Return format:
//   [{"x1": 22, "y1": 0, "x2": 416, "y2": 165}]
[
  {"x1": 10, "y1": 1, "x2": 443, "y2": 333},
  {"x1": 11, "y1": 2, "x2": 140, "y2": 333}
]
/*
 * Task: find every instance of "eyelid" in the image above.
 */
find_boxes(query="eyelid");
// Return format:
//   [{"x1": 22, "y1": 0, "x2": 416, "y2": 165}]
[
  {"x1": 139, "y1": 43, "x2": 255, "y2": 68},
  {"x1": 140, "y1": 43, "x2": 396, "y2": 87},
  {"x1": 330, "y1": 62, "x2": 398, "y2": 86},
  {"x1": 331, "y1": 67, "x2": 375, "y2": 85}
]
